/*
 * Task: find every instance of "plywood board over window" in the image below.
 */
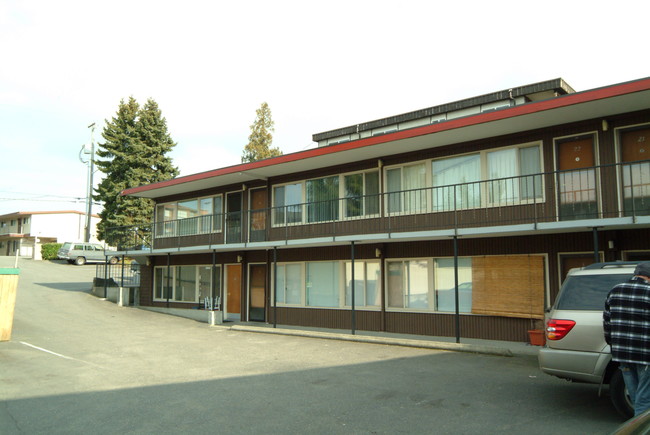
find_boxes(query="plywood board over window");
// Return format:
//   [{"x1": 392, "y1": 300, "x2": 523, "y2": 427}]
[{"x1": 471, "y1": 256, "x2": 545, "y2": 319}]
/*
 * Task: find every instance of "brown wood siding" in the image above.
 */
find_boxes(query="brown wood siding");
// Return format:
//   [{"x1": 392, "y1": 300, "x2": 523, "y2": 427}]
[
  {"x1": 385, "y1": 312, "x2": 533, "y2": 342},
  {"x1": 268, "y1": 308, "x2": 533, "y2": 342},
  {"x1": 269, "y1": 307, "x2": 382, "y2": 332}
]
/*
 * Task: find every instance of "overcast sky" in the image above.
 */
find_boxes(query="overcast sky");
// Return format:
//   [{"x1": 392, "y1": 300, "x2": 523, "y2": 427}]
[{"x1": 1, "y1": 0, "x2": 649, "y2": 216}]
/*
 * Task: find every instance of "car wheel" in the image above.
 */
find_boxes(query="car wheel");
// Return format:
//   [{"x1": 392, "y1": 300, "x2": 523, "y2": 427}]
[
  {"x1": 611, "y1": 367, "x2": 634, "y2": 419},
  {"x1": 109, "y1": 257, "x2": 118, "y2": 265},
  {"x1": 74, "y1": 257, "x2": 86, "y2": 266}
]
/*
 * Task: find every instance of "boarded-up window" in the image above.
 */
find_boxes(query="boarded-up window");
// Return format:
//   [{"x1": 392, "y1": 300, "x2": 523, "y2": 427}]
[{"x1": 471, "y1": 255, "x2": 545, "y2": 319}]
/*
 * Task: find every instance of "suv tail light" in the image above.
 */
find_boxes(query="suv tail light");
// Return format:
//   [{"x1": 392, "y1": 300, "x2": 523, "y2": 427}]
[{"x1": 546, "y1": 319, "x2": 576, "y2": 340}]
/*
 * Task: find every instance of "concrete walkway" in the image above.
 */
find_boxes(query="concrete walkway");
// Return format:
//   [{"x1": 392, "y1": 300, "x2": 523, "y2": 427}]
[{"x1": 137, "y1": 306, "x2": 542, "y2": 358}]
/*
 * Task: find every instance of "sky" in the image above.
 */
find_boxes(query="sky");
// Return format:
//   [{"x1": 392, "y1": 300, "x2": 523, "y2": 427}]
[{"x1": 1, "y1": 0, "x2": 649, "y2": 216}]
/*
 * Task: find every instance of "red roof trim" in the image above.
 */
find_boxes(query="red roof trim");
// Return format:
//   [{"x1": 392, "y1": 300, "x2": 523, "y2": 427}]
[{"x1": 123, "y1": 77, "x2": 650, "y2": 196}]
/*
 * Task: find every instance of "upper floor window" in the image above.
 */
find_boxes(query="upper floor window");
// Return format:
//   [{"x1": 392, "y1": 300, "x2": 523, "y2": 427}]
[
  {"x1": 273, "y1": 182, "x2": 302, "y2": 225},
  {"x1": 155, "y1": 195, "x2": 223, "y2": 237},
  {"x1": 272, "y1": 170, "x2": 380, "y2": 226},
  {"x1": 306, "y1": 176, "x2": 339, "y2": 223},
  {"x1": 343, "y1": 171, "x2": 379, "y2": 218},
  {"x1": 432, "y1": 154, "x2": 481, "y2": 211},
  {"x1": 386, "y1": 162, "x2": 427, "y2": 214},
  {"x1": 487, "y1": 144, "x2": 542, "y2": 204}
]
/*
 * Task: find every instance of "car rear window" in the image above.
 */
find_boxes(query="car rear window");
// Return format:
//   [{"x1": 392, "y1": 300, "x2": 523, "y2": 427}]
[{"x1": 555, "y1": 273, "x2": 633, "y2": 310}]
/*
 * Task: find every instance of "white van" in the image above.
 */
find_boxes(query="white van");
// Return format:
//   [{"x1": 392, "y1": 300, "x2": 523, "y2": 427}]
[{"x1": 57, "y1": 242, "x2": 119, "y2": 266}]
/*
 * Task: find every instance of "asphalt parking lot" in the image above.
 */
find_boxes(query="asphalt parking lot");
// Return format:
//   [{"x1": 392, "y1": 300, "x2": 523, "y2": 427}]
[{"x1": 0, "y1": 258, "x2": 625, "y2": 434}]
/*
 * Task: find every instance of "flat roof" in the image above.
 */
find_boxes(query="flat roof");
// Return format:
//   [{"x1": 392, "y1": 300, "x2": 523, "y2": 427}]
[
  {"x1": 123, "y1": 77, "x2": 650, "y2": 200},
  {"x1": 312, "y1": 78, "x2": 575, "y2": 142}
]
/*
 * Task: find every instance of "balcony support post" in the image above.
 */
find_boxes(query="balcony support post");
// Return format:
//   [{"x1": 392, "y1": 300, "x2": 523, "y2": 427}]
[
  {"x1": 103, "y1": 256, "x2": 108, "y2": 299},
  {"x1": 166, "y1": 253, "x2": 171, "y2": 308},
  {"x1": 120, "y1": 254, "x2": 125, "y2": 288},
  {"x1": 592, "y1": 227, "x2": 601, "y2": 263},
  {"x1": 453, "y1": 234, "x2": 461, "y2": 344},
  {"x1": 211, "y1": 250, "x2": 217, "y2": 309},
  {"x1": 351, "y1": 241, "x2": 356, "y2": 336},
  {"x1": 273, "y1": 246, "x2": 277, "y2": 329}
]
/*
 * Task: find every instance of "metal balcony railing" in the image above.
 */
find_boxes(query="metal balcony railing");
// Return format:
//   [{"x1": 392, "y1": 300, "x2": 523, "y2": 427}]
[{"x1": 106, "y1": 160, "x2": 650, "y2": 251}]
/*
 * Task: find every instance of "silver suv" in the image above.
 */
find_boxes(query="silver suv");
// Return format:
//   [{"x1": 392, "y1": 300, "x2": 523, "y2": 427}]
[
  {"x1": 539, "y1": 262, "x2": 637, "y2": 419},
  {"x1": 57, "y1": 242, "x2": 119, "y2": 266}
]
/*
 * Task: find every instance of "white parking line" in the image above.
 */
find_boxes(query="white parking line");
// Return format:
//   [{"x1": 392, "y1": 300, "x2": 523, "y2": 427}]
[
  {"x1": 20, "y1": 341, "x2": 74, "y2": 359},
  {"x1": 19, "y1": 341, "x2": 109, "y2": 370}
]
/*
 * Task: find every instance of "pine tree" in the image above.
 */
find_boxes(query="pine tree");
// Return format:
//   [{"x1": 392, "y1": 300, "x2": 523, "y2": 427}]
[
  {"x1": 241, "y1": 102, "x2": 282, "y2": 163},
  {"x1": 94, "y1": 97, "x2": 179, "y2": 247}
]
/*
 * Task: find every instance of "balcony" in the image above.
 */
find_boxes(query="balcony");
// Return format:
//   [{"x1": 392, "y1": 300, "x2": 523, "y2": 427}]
[{"x1": 107, "y1": 160, "x2": 650, "y2": 252}]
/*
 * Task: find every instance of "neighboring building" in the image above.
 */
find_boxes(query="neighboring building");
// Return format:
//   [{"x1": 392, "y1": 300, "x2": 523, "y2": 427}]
[
  {"x1": 0, "y1": 211, "x2": 101, "y2": 259},
  {"x1": 117, "y1": 77, "x2": 650, "y2": 342}
]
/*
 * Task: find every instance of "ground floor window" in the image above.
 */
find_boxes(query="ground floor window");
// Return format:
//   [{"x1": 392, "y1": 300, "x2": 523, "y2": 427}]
[
  {"x1": 306, "y1": 262, "x2": 340, "y2": 307},
  {"x1": 154, "y1": 265, "x2": 221, "y2": 303},
  {"x1": 344, "y1": 261, "x2": 380, "y2": 307},
  {"x1": 386, "y1": 255, "x2": 545, "y2": 318},
  {"x1": 434, "y1": 258, "x2": 472, "y2": 312},
  {"x1": 275, "y1": 263, "x2": 302, "y2": 305},
  {"x1": 387, "y1": 260, "x2": 429, "y2": 309},
  {"x1": 273, "y1": 260, "x2": 381, "y2": 309}
]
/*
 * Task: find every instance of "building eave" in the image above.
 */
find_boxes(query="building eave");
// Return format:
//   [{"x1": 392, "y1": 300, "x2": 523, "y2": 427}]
[{"x1": 122, "y1": 76, "x2": 650, "y2": 200}]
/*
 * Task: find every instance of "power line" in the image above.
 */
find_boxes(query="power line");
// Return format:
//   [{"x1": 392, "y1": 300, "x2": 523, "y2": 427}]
[
  {"x1": 0, "y1": 190, "x2": 83, "y2": 200},
  {"x1": 0, "y1": 197, "x2": 101, "y2": 205}
]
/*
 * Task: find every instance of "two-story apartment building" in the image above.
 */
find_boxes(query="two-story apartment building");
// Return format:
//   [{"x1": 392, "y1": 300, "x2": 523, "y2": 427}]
[
  {"x1": 0, "y1": 211, "x2": 101, "y2": 259},
  {"x1": 117, "y1": 77, "x2": 650, "y2": 343}
]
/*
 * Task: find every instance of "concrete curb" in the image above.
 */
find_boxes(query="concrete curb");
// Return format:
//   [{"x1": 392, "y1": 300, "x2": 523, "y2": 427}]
[{"x1": 226, "y1": 324, "x2": 514, "y2": 357}]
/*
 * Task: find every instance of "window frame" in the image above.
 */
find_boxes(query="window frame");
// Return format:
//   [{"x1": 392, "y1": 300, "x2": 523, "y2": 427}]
[
  {"x1": 272, "y1": 262, "x2": 305, "y2": 306},
  {"x1": 155, "y1": 194, "x2": 223, "y2": 238},
  {"x1": 342, "y1": 170, "x2": 380, "y2": 220},
  {"x1": 343, "y1": 260, "x2": 381, "y2": 308},
  {"x1": 153, "y1": 264, "x2": 221, "y2": 303},
  {"x1": 384, "y1": 161, "x2": 429, "y2": 216}
]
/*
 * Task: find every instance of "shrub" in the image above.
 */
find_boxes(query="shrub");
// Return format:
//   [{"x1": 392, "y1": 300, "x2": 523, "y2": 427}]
[{"x1": 41, "y1": 243, "x2": 62, "y2": 260}]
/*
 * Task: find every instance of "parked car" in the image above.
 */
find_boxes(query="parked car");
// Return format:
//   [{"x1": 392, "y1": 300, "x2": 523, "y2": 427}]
[
  {"x1": 57, "y1": 242, "x2": 119, "y2": 266},
  {"x1": 539, "y1": 262, "x2": 639, "y2": 419}
]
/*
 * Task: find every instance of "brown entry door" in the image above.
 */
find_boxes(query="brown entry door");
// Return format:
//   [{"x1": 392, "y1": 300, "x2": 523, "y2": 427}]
[
  {"x1": 226, "y1": 264, "x2": 242, "y2": 320},
  {"x1": 250, "y1": 189, "x2": 267, "y2": 242},
  {"x1": 557, "y1": 136, "x2": 597, "y2": 219},
  {"x1": 249, "y1": 264, "x2": 266, "y2": 322}
]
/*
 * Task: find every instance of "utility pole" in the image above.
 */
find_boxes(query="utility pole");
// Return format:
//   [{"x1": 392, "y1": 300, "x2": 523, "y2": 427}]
[{"x1": 79, "y1": 123, "x2": 96, "y2": 242}]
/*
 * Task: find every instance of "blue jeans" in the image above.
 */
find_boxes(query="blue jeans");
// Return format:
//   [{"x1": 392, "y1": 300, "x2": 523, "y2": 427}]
[{"x1": 620, "y1": 363, "x2": 650, "y2": 416}]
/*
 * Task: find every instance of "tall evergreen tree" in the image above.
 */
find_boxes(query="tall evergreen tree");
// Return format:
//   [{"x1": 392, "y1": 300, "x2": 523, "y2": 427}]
[
  {"x1": 241, "y1": 102, "x2": 282, "y2": 163},
  {"x1": 94, "y1": 97, "x2": 179, "y2": 247}
]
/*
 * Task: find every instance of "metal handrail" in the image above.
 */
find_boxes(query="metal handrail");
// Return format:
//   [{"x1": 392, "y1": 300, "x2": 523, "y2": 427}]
[{"x1": 105, "y1": 160, "x2": 650, "y2": 250}]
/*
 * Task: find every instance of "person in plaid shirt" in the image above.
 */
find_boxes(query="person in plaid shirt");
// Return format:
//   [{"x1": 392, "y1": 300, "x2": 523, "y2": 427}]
[{"x1": 604, "y1": 262, "x2": 650, "y2": 416}]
